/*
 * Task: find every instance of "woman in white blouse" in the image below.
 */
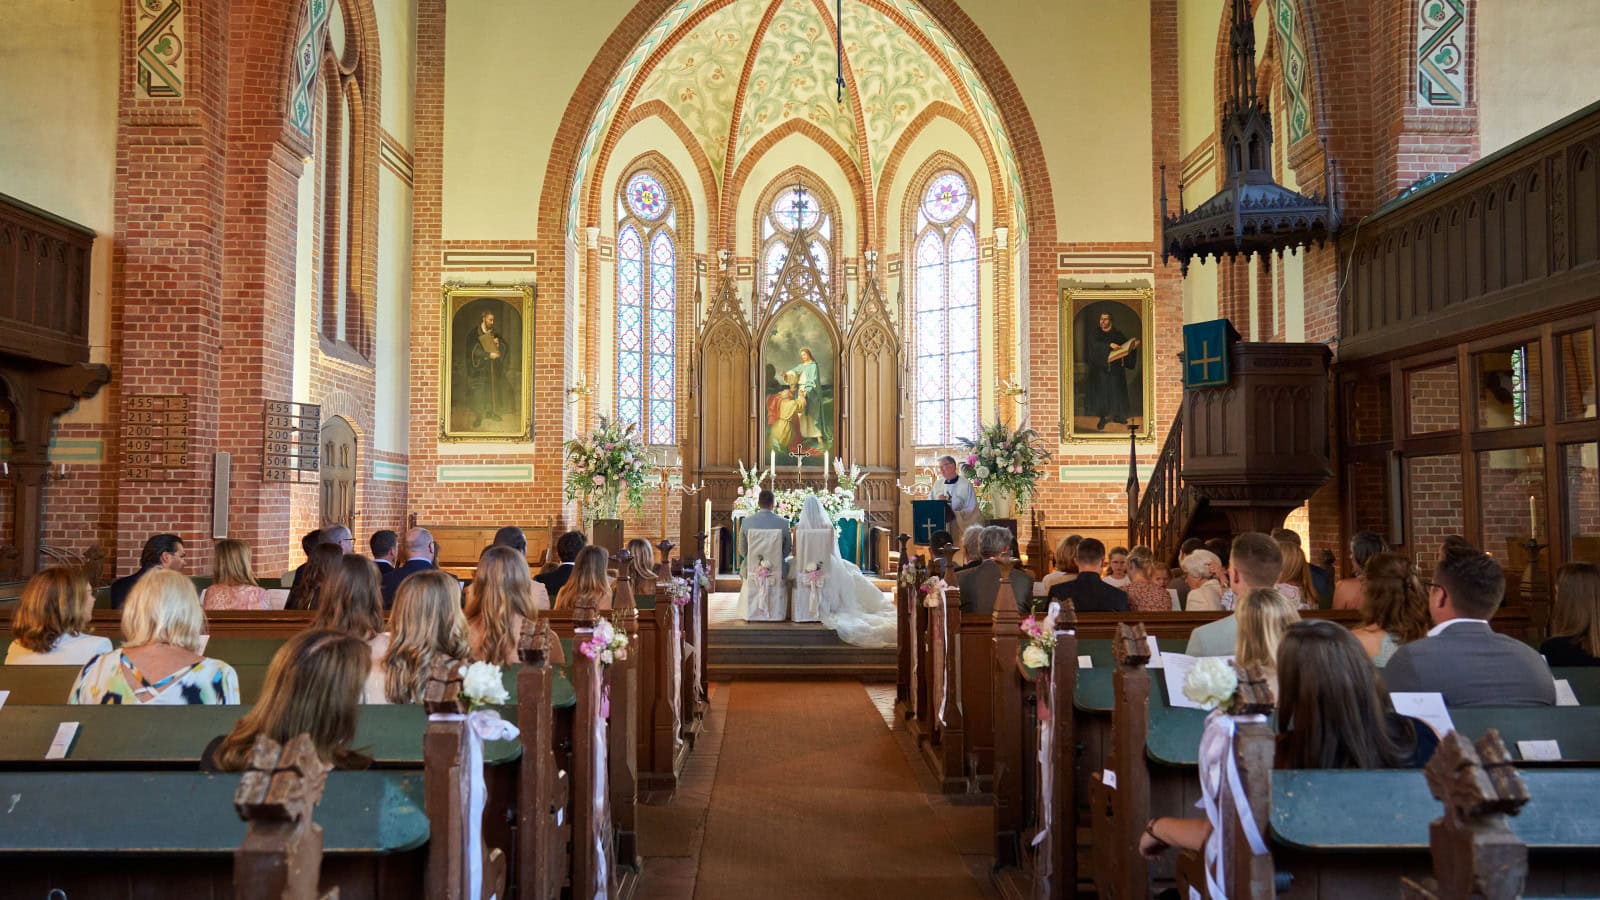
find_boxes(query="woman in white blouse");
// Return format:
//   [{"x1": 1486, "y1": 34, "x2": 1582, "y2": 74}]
[
  {"x1": 5, "y1": 567, "x2": 112, "y2": 666},
  {"x1": 1180, "y1": 549, "x2": 1227, "y2": 612}
]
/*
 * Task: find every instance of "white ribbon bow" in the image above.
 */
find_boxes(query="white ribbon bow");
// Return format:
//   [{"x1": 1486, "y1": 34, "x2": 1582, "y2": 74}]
[
  {"x1": 428, "y1": 708, "x2": 522, "y2": 900},
  {"x1": 1199, "y1": 712, "x2": 1270, "y2": 900}
]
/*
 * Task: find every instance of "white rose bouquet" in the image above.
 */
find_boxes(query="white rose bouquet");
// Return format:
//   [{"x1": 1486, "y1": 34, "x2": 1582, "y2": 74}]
[
  {"x1": 1182, "y1": 657, "x2": 1239, "y2": 710},
  {"x1": 1018, "y1": 602, "x2": 1063, "y2": 670},
  {"x1": 578, "y1": 614, "x2": 630, "y2": 665},
  {"x1": 460, "y1": 661, "x2": 510, "y2": 709}
]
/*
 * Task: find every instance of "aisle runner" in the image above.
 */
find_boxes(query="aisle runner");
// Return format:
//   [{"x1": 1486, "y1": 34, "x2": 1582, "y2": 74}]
[{"x1": 693, "y1": 682, "x2": 988, "y2": 900}]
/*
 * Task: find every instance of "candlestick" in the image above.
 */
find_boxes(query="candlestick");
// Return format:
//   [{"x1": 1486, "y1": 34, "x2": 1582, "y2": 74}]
[{"x1": 1530, "y1": 494, "x2": 1538, "y2": 540}]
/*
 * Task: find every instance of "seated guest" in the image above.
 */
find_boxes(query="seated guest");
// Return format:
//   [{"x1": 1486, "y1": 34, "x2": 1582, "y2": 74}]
[
  {"x1": 625, "y1": 538, "x2": 660, "y2": 602},
  {"x1": 381, "y1": 527, "x2": 437, "y2": 609},
  {"x1": 70, "y1": 570, "x2": 239, "y2": 705},
  {"x1": 1332, "y1": 530, "x2": 1388, "y2": 610},
  {"x1": 1048, "y1": 538, "x2": 1127, "y2": 612},
  {"x1": 323, "y1": 524, "x2": 354, "y2": 554},
  {"x1": 535, "y1": 530, "x2": 587, "y2": 598},
  {"x1": 955, "y1": 525, "x2": 986, "y2": 572},
  {"x1": 956, "y1": 526, "x2": 1033, "y2": 615},
  {"x1": 5, "y1": 567, "x2": 111, "y2": 665},
  {"x1": 1203, "y1": 537, "x2": 1231, "y2": 571},
  {"x1": 370, "y1": 571, "x2": 471, "y2": 704},
  {"x1": 313, "y1": 555, "x2": 389, "y2": 661},
  {"x1": 202, "y1": 629, "x2": 371, "y2": 771},
  {"x1": 285, "y1": 543, "x2": 343, "y2": 611},
  {"x1": 1234, "y1": 587, "x2": 1300, "y2": 692},
  {"x1": 466, "y1": 546, "x2": 538, "y2": 664},
  {"x1": 493, "y1": 525, "x2": 528, "y2": 559},
  {"x1": 1103, "y1": 546, "x2": 1132, "y2": 589},
  {"x1": 1186, "y1": 533, "x2": 1283, "y2": 656},
  {"x1": 1540, "y1": 562, "x2": 1600, "y2": 666},
  {"x1": 1350, "y1": 553, "x2": 1430, "y2": 665},
  {"x1": 1438, "y1": 534, "x2": 1474, "y2": 565},
  {"x1": 201, "y1": 539, "x2": 269, "y2": 611},
  {"x1": 1124, "y1": 547, "x2": 1172, "y2": 612},
  {"x1": 1275, "y1": 541, "x2": 1317, "y2": 610},
  {"x1": 554, "y1": 545, "x2": 614, "y2": 613},
  {"x1": 370, "y1": 529, "x2": 399, "y2": 574},
  {"x1": 1179, "y1": 549, "x2": 1226, "y2": 613},
  {"x1": 1271, "y1": 527, "x2": 1331, "y2": 606},
  {"x1": 110, "y1": 533, "x2": 185, "y2": 609},
  {"x1": 1385, "y1": 545, "x2": 1555, "y2": 706},
  {"x1": 282, "y1": 529, "x2": 324, "y2": 587},
  {"x1": 1277, "y1": 620, "x2": 1436, "y2": 768},
  {"x1": 1038, "y1": 535, "x2": 1081, "y2": 594}
]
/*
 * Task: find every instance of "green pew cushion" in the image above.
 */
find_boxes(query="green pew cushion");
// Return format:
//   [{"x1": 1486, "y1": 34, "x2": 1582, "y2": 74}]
[{"x1": 0, "y1": 770, "x2": 427, "y2": 853}]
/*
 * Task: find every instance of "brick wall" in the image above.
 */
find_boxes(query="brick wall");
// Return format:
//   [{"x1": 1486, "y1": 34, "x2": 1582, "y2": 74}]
[
  {"x1": 1409, "y1": 363, "x2": 1462, "y2": 434},
  {"x1": 1407, "y1": 453, "x2": 1463, "y2": 578}
]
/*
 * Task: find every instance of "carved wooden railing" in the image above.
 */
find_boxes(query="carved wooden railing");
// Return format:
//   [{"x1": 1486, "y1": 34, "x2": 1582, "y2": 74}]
[{"x1": 1129, "y1": 401, "x2": 1194, "y2": 564}]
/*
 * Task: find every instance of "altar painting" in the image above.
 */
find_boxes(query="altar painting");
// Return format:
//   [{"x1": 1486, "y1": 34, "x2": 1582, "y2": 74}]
[{"x1": 760, "y1": 304, "x2": 836, "y2": 468}]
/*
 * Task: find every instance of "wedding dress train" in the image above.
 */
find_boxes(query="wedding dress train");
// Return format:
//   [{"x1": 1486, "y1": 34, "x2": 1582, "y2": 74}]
[{"x1": 794, "y1": 496, "x2": 898, "y2": 648}]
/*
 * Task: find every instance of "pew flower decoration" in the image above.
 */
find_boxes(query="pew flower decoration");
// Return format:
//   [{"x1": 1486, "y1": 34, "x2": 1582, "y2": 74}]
[
  {"x1": 802, "y1": 561, "x2": 826, "y2": 587},
  {"x1": 579, "y1": 615, "x2": 630, "y2": 665},
  {"x1": 564, "y1": 416, "x2": 655, "y2": 523},
  {"x1": 920, "y1": 575, "x2": 949, "y2": 608},
  {"x1": 1019, "y1": 605, "x2": 1061, "y2": 669},
  {"x1": 754, "y1": 558, "x2": 774, "y2": 580},
  {"x1": 1183, "y1": 657, "x2": 1239, "y2": 710},
  {"x1": 460, "y1": 661, "x2": 510, "y2": 709},
  {"x1": 665, "y1": 576, "x2": 693, "y2": 606}
]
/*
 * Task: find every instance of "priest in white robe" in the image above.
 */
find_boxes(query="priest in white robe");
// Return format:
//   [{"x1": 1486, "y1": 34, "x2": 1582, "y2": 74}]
[{"x1": 931, "y1": 454, "x2": 981, "y2": 534}]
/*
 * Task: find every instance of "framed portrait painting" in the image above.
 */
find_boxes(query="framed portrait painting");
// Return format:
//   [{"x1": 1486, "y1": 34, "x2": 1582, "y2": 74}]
[
  {"x1": 1060, "y1": 286, "x2": 1155, "y2": 442},
  {"x1": 759, "y1": 302, "x2": 839, "y2": 469},
  {"x1": 440, "y1": 283, "x2": 534, "y2": 442}
]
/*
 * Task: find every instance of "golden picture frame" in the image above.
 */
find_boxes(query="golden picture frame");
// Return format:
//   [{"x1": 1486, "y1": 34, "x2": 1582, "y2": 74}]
[
  {"x1": 439, "y1": 283, "x2": 535, "y2": 442},
  {"x1": 1059, "y1": 286, "x2": 1156, "y2": 443}
]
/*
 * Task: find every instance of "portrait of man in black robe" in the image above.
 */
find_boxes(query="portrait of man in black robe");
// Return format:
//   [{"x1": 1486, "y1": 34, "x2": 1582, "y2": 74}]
[{"x1": 1080, "y1": 310, "x2": 1141, "y2": 431}]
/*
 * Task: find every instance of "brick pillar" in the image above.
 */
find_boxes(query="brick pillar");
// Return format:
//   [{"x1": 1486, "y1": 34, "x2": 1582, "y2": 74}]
[
  {"x1": 1150, "y1": 0, "x2": 1183, "y2": 437},
  {"x1": 111, "y1": 0, "x2": 232, "y2": 576}
]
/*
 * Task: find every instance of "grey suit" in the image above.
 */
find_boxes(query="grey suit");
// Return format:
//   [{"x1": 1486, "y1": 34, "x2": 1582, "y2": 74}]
[
  {"x1": 738, "y1": 509, "x2": 792, "y2": 577},
  {"x1": 957, "y1": 560, "x2": 1033, "y2": 615},
  {"x1": 1383, "y1": 620, "x2": 1556, "y2": 707}
]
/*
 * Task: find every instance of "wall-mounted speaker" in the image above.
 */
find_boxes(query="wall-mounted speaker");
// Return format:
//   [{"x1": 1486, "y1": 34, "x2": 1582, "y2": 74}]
[{"x1": 212, "y1": 452, "x2": 232, "y2": 539}]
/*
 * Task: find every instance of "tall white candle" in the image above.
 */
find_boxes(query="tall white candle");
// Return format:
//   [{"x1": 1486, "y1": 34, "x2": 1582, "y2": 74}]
[
  {"x1": 704, "y1": 499, "x2": 712, "y2": 535},
  {"x1": 770, "y1": 451, "x2": 776, "y2": 479},
  {"x1": 1530, "y1": 495, "x2": 1538, "y2": 539},
  {"x1": 823, "y1": 451, "x2": 830, "y2": 488}
]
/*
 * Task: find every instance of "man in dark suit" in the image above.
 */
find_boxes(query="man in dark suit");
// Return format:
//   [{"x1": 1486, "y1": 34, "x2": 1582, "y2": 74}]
[
  {"x1": 1048, "y1": 537, "x2": 1127, "y2": 613},
  {"x1": 381, "y1": 527, "x2": 437, "y2": 609},
  {"x1": 1385, "y1": 544, "x2": 1555, "y2": 707},
  {"x1": 370, "y1": 529, "x2": 399, "y2": 575},
  {"x1": 110, "y1": 533, "x2": 186, "y2": 609},
  {"x1": 535, "y1": 530, "x2": 587, "y2": 599},
  {"x1": 957, "y1": 526, "x2": 1033, "y2": 615}
]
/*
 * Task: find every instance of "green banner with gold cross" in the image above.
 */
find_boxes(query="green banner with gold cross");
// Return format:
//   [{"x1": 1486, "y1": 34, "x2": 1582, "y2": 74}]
[{"x1": 1182, "y1": 319, "x2": 1238, "y2": 389}]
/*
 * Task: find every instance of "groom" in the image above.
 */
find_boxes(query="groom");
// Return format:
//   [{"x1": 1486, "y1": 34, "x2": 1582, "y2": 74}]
[{"x1": 739, "y1": 489, "x2": 792, "y2": 576}]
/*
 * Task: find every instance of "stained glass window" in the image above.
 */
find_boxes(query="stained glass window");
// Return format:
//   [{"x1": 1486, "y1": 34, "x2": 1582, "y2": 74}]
[
  {"x1": 616, "y1": 171, "x2": 676, "y2": 443},
  {"x1": 911, "y1": 170, "x2": 979, "y2": 446},
  {"x1": 761, "y1": 181, "x2": 835, "y2": 304}
]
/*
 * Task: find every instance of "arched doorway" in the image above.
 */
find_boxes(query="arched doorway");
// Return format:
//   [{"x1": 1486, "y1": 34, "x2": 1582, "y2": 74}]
[{"x1": 319, "y1": 416, "x2": 357, "y2": 528}]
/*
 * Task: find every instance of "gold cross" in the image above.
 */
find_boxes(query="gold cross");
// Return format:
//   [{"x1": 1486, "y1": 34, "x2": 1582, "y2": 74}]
[
  {"x1": 1191, "y1": 339, "x2": 1223, "y2": 383},
  {"x1": 921, "y1": 516, "x2": 938, "y2": 542}
]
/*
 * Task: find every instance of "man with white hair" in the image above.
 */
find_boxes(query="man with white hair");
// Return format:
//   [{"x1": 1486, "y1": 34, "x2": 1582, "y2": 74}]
[
  {"x1": 931, "y1": 455, "x2": 981, "y2": 535},
  {"x1": 381, "y1": 527, "x2": 437, "y2": 610},
  {"x1": 957, "y1": 525, "x2": 1032, "y2": 615}
]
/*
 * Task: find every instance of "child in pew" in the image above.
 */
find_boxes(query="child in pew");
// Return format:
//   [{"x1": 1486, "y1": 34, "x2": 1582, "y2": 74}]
[
  {"x1": 5, "y1": 567, "x2": 111, "y2": 666},
  {"x1": 203, "y1": 629, "x2": 373, "y2": 771},
  {"x1": 201, "y1": 539, "x2": 270, "y2": 611},
  {"x1": 1540, "y1": 562, "x2": 1600, "y2": 667},
  {"x1": 1349, "y1": 553, "x2": 1430, "y2": 666},
  {"x1": 1125, "y1": 546, "x2": 1173, "y2": 612},
  {"x1": 1138, "y1": 621, "x2": 1436, "y2": 861},
  {"x1": 467, "y1": 545, "x2": 541, "y2": 665},
  {"x1": 70, "y1": 569, "x2": 240, "y2": 705},
  {"x1": 553, "y1": 546, "x2": 613, "y2": 614},
  {"x1": 315, "y1": 555, "x2": 391, "y2": 663},
  {"x1": 370, "y1": 570, "x2": 472, "y2": 704}
]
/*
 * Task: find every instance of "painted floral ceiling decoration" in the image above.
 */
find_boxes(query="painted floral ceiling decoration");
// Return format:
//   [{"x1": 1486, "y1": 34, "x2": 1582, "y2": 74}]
[{"x1": 570, "y1": 0, "x2": 1025, "y2": 237}]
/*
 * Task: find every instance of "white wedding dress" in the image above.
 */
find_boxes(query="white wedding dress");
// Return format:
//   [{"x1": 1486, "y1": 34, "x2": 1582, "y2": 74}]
[{"x1": 794, "y1": 496, "x2": 898, "y2": 648}]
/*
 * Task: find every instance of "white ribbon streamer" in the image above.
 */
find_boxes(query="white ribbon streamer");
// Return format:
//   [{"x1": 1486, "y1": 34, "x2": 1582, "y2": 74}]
[
  {"x1": 592, "y1": 690, "x2": 611, "y2": 899},
  {"x1": 1198, "y1": 712, "x2": 1270, "y2": 899},
  {"x1": 668, "y1": 602, "x2": 684, "y2": 750},
  {"x1": 428, "y1": 709, "x2": 522, "y2": 900}
]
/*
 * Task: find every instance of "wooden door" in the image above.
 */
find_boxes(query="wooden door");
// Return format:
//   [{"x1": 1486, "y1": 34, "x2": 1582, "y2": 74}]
[{"x1": 320, "y1": 417, "x2": 357, "y2": 528}]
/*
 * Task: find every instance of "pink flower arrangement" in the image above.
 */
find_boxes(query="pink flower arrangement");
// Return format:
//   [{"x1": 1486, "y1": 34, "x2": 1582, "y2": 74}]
[
  {"x1": 665, "y1": 576, "x2": 692, "y2": 606},
  {"x1": 802, "y1": 562, "x2": 825, "y2": 587},
  {"x1": 578, "y1": 616, "x2": 630, "y2": 665}
]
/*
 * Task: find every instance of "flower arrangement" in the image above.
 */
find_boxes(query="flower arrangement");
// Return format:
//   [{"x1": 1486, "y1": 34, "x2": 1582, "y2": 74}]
[
  {"x1": 665, "y1": 576, "x2": 693, "y2": 607},
  {"x1": 460, "y1": 661, "x2": 510, "y2": 709},
  {"x1": 957, "y1": 418, "x2": 1050, "y2": 513},
  {"x1": 1019, "y1": 604, "x2": 1064, "y2": 670},
  {"x1": 920, "y1": 575, "x2": 949, "y2": 608},
  {"x1": 578, "y1": 615, "x2": 630, "y2": 665},
  {"x1": 563, "y1": 416, "x2": 655, "y2": 523},
  {"x1": 1182, "y1": 657, "x2": 1239, "y2": 710},
  {"x1": 731, "y1": 459, "x2": 865, "y2": 522},
  {"x1": 802, "y1": 562, "x2": 826, "y2": 588},
  {"x1": 753, "y1": 557, "x2": 774, "y2": 580}
]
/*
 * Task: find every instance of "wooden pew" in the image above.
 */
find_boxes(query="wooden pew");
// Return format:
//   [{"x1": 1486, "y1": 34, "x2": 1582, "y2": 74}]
[
  {"x1": 1089, "y1": 623, "x2": 1153, "y2": 900},
  {"x1": 418, "y1": 520, "x2": 559, "y2": 579},
  {"x1": 893, "y1": 534, "x2": 913, "y2": 719},
  {"x1": 1401, "y1": 730, "x2": 1530, "y2": 900},
  {"x1": 676, "y1": 551, "x2": 709, "y2": 745},
  {"x1": 608, "y1": 552, "x2": 641, "y2": 872},
  {"x1": 234, "y1": 733, "x2": 337, "y2": 900},
  {"x1": 518, "y1": 619, "x2": 565, "y2": 900},
  {"x1": 569, "y1": 581, "x2": 619, "y2": 899}
]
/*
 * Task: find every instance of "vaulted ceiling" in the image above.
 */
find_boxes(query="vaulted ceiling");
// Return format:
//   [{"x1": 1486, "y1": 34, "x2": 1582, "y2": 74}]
[{"x1": 568, "y1": 0, "x2": 1026, "y2": 238}]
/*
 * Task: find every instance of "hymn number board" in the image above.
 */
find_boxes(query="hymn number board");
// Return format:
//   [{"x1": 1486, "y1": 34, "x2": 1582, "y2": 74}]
[
  {"x1": 263, "y1": 401, "x2": 320, "y2": 483},
  {"x1": 123, "y1": 395, "x2": 190, "y2": 481}
]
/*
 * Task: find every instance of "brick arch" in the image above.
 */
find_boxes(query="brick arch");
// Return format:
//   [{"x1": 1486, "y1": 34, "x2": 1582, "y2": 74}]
[
  {"x1": 723, "y1": 121, "x2": 868, "y2": 253},
  {"x1": 874, "y1": 100, "x2": 1001, "y2": 236},
  {"x1": 589, "y1": 100, "x2": 721, "y2": 241}
]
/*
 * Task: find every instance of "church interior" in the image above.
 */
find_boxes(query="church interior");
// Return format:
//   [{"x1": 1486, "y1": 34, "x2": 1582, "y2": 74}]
[{"x1": 4, "y1": 0, "x2": 1600, "y2": 897}]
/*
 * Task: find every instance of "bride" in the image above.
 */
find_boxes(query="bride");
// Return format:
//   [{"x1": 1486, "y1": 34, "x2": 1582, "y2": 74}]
[{"x1": 795, "y1": 495, "x2": 898, "y2": 648}]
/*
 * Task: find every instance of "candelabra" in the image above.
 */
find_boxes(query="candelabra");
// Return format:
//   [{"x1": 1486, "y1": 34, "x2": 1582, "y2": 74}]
[{"x1": 565, "y1": 377, "x2": 594, "y2": 404}]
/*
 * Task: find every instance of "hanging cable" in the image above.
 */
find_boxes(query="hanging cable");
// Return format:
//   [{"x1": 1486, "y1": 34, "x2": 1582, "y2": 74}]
[{"x1": 836, "y1": 0, "x2": 845, "y2": 103}]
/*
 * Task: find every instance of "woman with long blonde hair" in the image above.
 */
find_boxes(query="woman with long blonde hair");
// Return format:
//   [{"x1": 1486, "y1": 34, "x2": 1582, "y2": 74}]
[
  {"x1": 554, "y1": 545, "x2": 613, "y2": 613},
  {"x1": 371, "y1": 570, "x2": 471, "y2": 703},
  {"x1": 466, "y1": 545, "x2": 537, "y2": 664},
  {"x1": 5, "y1": 566, "x2": 109, "y2": 665},
  {"x1": 203, "y1": 629, "x2": 371, "y2": 770},
  {"x1": 1235, "y1": 586, "x2": 1301, "y2": 679},
  {"x1": 625, "y1": 538, "x2": 659, "y2": 602},
  {"x1": 1275, "y1": 542, "x2": 1318, "y2": 610},
  {"x1": 203, "y1": 539, "x2": 269, "y2": 610}
]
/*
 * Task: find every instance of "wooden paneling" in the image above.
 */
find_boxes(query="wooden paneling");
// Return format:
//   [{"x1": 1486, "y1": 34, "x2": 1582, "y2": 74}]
[
  {"x1": 845, "y1": 322, "x2": 898, "y2": 468},
  {"x1": 697, "y1": 320, "x2": 750, "y2": 468},
  {"x1": 0, "y1": 194, "x2": 94, "y2": 366}
]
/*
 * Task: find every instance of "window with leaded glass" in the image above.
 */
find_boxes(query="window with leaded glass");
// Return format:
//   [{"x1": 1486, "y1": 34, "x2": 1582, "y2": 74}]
[
  {"x1": 911, "y1": 170, "x2": 979, "y2": 446},
  {"x1": 616, "y1": 171, "x2": 677, "y2": 445},
  {"x1": 759, "y1": 182, "x2": 834, "y2": 307}
]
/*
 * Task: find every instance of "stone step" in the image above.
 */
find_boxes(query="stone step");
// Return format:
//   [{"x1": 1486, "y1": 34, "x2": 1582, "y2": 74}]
[
  {"x1": 706, "y1": 626, "x2": 854, "y2": 647},
  {"x1": 706, "y1": 662, "x2": 898, "y2": 682},
  {"x1": 710, "y1": 645, "x2": 895, "y2": 666}
]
